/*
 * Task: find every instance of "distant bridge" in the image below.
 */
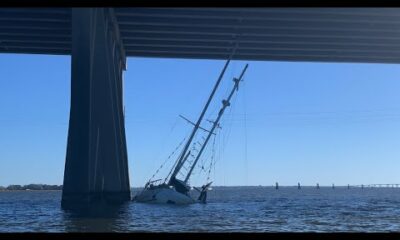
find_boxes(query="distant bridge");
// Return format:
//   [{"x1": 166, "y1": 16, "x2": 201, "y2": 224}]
[
  {"x1": 2, "y1": 8, "x2": 400, "y2": 208},
  {"x1": 353, "y1": 184, "x2": 400, "y2": 188}
]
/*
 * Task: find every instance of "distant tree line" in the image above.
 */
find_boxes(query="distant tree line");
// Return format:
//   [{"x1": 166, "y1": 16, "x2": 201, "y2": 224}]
[{"x1": 0, "y1": 184, "x2": 62, "y2": 191}]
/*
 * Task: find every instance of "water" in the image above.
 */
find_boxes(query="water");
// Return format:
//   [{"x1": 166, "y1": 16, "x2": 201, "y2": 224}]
[{"x1": 1, "y1": 186, "x2": 400, "y2": 232}]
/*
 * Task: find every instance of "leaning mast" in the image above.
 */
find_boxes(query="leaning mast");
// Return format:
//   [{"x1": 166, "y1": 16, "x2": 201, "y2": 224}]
[
  {"x1": 167, "y1": 58, "x2": 233, "y2": 184},
  {"x1": 184, "y1": 64, "x2": 249, "y2": 184}
]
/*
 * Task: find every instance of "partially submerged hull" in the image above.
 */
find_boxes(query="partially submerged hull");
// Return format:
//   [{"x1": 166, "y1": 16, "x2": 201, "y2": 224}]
[{"x1": 134, "y1": 187, "x2": 195, "y2": 205}]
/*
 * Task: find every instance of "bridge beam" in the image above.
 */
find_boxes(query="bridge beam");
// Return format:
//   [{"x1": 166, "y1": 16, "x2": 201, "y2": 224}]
[{"x1": 61, "y1": 8, "x2": 130, "y2": 209}]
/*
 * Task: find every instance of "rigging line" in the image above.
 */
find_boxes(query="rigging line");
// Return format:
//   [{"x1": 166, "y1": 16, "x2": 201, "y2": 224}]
[
  {"x1": 140, "y1": 117, "x2": 182, "y2": 187},
  {"x1": 205, "y1": 42, "x2": 240, "y2": 133},
  {"x1": 207, "y1": 62, "x2": 236, "y2": 123},
  {"x1": 216, "y1": 116, "x2": 224, "y2": 185},
  {"x1": 221, "y1": 84, "x2": 239, "y2": 151},
  {"x1": 206, "y1": 133, "x2": 217, "y2": 183},
  {"x1": 145, "y1": 116, "x2": 181, "y2": 181},
  {"x1": 197, "y1": 134, "x2": 213, "y2": 172},
  {"x1": 179, "y1": 115, "x2": 216, "y2": 135},
  {"x1": 217, "y1": 125, "x2": 222, "y2": 186},
  {"x1": 212, "y1": 128, "x2": 225, "y2": 167},
  {"x1": 197, "y1": 156, "x2": 208, "y2": 175},
  {"x1": 169, "y1": 44, "x2": 239, "y2": 182},
  {"x1": 213, "y1": 84, "x2": 239, "y2": 185},
  {"x1": 163, "y1": 136, "x2": 190, "y2": 183},
  {"x1": 195, "y1": 135, "x2": 215, "y2": 184},
  {"x1": 243, "y1": 77, "x2": 248, "y2": 186},
  {"x1": 184, "y1": 64, "x2": 248, "y2": 184},
  {"x1": 204, "y1": 133, "x2": 217, "y2": 170},
  {"x1": 148, "y1": 136, "x2": 187, "y2": 183}
]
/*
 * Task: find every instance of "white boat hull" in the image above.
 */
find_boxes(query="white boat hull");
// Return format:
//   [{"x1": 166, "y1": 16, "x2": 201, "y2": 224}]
[{"x1": 134, "y1": 187, "x2": 195, "y2": 205}]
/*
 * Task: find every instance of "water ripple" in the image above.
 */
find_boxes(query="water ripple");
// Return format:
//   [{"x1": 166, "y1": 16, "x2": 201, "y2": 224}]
[{"x1": 1, "y1": 187, "x2": 400, "y2": 232}]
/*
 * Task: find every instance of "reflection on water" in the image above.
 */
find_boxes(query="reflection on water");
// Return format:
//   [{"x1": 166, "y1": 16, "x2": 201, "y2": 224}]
[
  {"x1": 62, "y1": 202, "x2": 130, "y2": 232},
  {"x1": 1, "y1": 187, "x2": 400, "y2": 232}
]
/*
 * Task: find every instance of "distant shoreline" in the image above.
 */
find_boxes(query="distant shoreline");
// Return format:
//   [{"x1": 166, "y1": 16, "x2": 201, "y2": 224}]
[
  {"x1": 1, "y1": 184, "x2": 397, "y2": 192},
  {"x1": 0, "y1": 184, "x2": 62, "y2": 191},
  {"x1": 0, "y1": 189, "x2": 62, "y2": 192}
]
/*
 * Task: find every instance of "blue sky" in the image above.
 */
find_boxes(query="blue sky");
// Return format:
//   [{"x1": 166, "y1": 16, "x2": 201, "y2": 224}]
[{"x1": 1, "y1": 54, "x2": 400, "y2": 187}]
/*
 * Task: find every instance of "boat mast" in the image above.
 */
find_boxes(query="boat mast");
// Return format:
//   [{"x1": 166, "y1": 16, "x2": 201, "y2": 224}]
[
  {"x1": 184, "y1": 64, "x2": 249, "y2": 184},
  {"x1": 167, "y1": 58, "x2": 233, "y2": 184},
  {"x1": 164, "y1": 150, "x2": 191, "y2": 183}
]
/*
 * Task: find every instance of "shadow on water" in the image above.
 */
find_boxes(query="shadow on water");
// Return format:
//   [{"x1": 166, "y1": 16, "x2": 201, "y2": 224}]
[{"x1": 61, "y1": 202, "x2": 129, "y2": 232}]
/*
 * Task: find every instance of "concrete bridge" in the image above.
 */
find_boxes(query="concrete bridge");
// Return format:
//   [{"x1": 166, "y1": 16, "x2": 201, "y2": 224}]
[{"x1": 1, "y1": 8, "x2": 400, "y2": 208}]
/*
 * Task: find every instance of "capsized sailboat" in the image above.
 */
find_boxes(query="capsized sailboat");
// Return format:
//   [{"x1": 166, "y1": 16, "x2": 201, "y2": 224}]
[{"x1": 133, "y1": 61, "x2": 249, "y2": 205}]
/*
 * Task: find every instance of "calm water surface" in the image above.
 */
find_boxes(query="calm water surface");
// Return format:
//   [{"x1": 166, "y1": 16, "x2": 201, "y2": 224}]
[{"x1": 1, "y1": 186, "x2": 400, "y2": 232}]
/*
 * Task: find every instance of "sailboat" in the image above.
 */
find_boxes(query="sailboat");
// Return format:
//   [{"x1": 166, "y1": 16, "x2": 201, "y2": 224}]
[{"x1": 133, "y1": 60, "x2": 249, "y2": 205}]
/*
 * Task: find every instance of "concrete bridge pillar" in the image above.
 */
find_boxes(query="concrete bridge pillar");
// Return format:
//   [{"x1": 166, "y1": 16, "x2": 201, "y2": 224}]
[{"x1": 61, "y1": 8, "x2": 130, "y2": 208}]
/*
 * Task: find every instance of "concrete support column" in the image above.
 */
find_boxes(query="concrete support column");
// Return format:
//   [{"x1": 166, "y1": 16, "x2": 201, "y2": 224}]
[{"x1": 61, "y1": 8, "x2": 130, "y2": 209}]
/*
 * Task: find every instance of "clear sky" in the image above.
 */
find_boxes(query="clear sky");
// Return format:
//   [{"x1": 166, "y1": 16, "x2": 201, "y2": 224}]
[{"x1": 1, "y1": 54, "x2": 400, "y2": 187}]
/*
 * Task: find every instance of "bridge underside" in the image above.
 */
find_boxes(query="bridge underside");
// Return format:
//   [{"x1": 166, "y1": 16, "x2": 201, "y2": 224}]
[
  {"x1": 1, "y1": 7, "x2": 400, "y2": 208},
  {"x1": 1, "y1": 8, "x2": 400, "y2": 63}
]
